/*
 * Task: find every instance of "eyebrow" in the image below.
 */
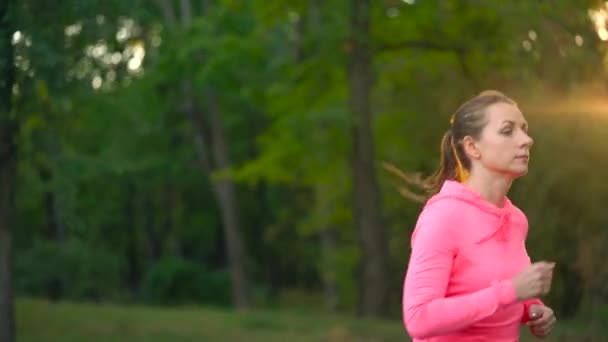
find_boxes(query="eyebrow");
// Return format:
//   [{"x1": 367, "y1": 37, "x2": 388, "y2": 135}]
[{"x1": 501, "y1": 120, "x2": 528, "y2": 128}]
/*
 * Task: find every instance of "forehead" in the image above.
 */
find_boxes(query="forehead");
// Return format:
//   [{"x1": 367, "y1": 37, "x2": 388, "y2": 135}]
[{"x1": 484, "y1": 102, "x2": 526, "y2": 125}]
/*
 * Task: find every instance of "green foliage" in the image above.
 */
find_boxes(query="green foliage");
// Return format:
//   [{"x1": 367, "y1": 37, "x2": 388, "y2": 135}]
[
  {"x1": 15, "y1": 239, "x2": 122, "y2": 301},
  {"x1": 141, "y1": 257, "x2": 230, "y2": 307},
  {"x1": 8, "y1": 0, "x2": 608, "y2": 322}
]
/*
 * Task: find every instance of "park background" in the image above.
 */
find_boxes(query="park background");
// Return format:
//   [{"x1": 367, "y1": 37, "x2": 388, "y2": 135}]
[{"x1": 1, "y1": 0, "x2": 608, "y2": 341}]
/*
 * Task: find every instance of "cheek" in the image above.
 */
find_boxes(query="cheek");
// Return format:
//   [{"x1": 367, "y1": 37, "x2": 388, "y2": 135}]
[
  {"x1": 479, "y1": 142, "x2": 507, "y2": 160},
  {"x1": 478, "y1": 143, "x2": 512, "y2": 168}
]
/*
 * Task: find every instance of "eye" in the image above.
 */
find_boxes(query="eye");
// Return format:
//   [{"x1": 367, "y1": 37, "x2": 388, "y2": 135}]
[{"x1": 501, "y1": 127, "x2": 513, "y2": 135}]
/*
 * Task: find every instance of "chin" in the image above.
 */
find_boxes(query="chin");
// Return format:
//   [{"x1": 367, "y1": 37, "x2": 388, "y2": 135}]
[
  {"x1": 511, "y1": 167, "x2": 529, "y2": 178},
  {"x1": 497, "y1": 165, "x2": 528, "y2": 179}
]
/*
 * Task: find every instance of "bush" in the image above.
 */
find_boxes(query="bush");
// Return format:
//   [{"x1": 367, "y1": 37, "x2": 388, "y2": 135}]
[
  {"x1": 15, "y1": 239, "x2": 122, "y2": 301},
  {"x1": 141, "y1": 257, "x2": 231, "y2": 307}
]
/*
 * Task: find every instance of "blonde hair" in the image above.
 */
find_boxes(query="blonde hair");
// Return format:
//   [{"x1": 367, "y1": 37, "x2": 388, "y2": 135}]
[{"x1": 427, "y1": 90, "x2": 517, "y2": 193}]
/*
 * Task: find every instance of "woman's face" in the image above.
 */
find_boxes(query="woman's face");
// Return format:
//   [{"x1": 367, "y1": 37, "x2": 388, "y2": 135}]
[{"x1": 467, "y1": 102, "x2": 534, "y2": 178}]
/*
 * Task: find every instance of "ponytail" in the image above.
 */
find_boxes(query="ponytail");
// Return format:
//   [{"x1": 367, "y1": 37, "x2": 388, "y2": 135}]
[{"x1": 427, "y1": 129, "x2": 469, "y2": 193}]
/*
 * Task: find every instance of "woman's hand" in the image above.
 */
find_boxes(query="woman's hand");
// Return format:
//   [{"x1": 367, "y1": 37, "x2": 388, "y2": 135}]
[
  {"x1": 511, "y1": 261, "x2": 555, "y2": 300},
  {"x1": 527, "y1": 304, "x2": 556, "y2": 339}
]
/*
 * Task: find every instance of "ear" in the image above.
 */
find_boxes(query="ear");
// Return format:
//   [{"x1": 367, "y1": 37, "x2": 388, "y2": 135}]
[{"x1": 462, "y1": 136, "x2": 481, "y2": 160}]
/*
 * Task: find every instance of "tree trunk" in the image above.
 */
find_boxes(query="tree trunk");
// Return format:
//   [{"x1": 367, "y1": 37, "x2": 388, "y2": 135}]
[
  {"x1": 0, "y1": 153, "x2": 15, "y2": 342},
  {"x1": 0, "y1": 0, "x2": 16, "y2": 340},
  {"x1": 180, "y1": 76, "x2": 251, "y2": 310},
  {"x1": 348, "y1": 0, "x2": 390, "y2": 317},
  {"x1": 125, "y1": 181, "x2": 140, "y2": 295},
  {"x1": 320, "y1": 226, "x2": 338, "y2": 312},
  {"x1": 39, "y1": 167, "x2": 65, "y2": 300},
  {"x1": 143, "y1": 195, "x2": 162, "y2": 263},
  {"x1": 157, "y1": 0, "x2": 251, "y2": 309},
  {"x1": 205, "y1": 89, "x2": 250, "y2": 309},
  {"x1": 38, "y1": 167, "x2": 66, "y2": 241},
  {"x1": 313, "y1": 181, "x2": 339, "y2": 312},
  {"x1": 162, "y1": 183, "x2": 182, "y2": 257}
]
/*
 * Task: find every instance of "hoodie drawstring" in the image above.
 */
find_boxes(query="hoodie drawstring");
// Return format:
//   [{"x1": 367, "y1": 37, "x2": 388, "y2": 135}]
[{"x1": 496, "y1": 211, "x2": 510, "y2": 242}]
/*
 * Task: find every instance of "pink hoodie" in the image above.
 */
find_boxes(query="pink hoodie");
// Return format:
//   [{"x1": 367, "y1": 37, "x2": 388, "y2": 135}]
[{"x1": 402, "y1": 180, "x2": 542, "y2": 341}]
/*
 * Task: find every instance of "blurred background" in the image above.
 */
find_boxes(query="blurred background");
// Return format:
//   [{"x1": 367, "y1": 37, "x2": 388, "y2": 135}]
[{"x1": 2, "y1": 0, "x2": 608, "y2": 341}]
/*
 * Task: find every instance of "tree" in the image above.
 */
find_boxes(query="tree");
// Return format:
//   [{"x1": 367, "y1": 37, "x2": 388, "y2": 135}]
[
  {"x1": 0, "y1": 1, "x2": 17, "y2": 340},
  {"x1": 155, "y1": 0, "x2": 251, "y2": 308},
  {"x1": 347, "y1": 0, "x2": 390, "y2": 317}
]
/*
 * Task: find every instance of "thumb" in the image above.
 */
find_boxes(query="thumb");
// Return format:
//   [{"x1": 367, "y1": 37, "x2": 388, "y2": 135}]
[
  {"x1": 533, "y1": 261, "x2": 555, "y2": 270},
  {"x1": 528, "y1": 304, "x2": 544, "y2": 320}
]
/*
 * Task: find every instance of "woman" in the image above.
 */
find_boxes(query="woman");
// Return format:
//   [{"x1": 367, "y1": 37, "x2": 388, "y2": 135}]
[{"x1": 402, "y1": 90, "x2": 556, "y2": 341}]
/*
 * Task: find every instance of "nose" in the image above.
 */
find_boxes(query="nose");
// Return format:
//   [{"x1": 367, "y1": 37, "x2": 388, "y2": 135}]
[{"x1": 520, "y1": 131, "x2": 534, "y2": 148}]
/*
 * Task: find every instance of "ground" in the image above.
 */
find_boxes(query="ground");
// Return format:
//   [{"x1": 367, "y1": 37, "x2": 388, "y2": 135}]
[{"x1": 16, "y1": 298, "x2": 602, "y2": 341}]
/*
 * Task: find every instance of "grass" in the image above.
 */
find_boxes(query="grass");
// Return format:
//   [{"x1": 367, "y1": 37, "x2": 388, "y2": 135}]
[{"x1": 15, "y1": 298, "x2": 606, "y2": 341}]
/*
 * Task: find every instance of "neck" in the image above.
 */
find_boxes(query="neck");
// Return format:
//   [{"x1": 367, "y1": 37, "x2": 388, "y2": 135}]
[{"x1": 463, "y1": 169, "x2": 512, "y2": 208}]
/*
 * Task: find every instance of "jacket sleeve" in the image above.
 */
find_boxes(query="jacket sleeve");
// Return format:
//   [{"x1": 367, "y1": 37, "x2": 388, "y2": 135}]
[
  {"x1": 520, "y1": 242, "x2": 544, "y2": 324},
  {"x1": 521, "y1": 299, "x2": 544, "y2": 323},
  {"x1": 402, "y1": 205, "x2": 519, "y2": 340}
]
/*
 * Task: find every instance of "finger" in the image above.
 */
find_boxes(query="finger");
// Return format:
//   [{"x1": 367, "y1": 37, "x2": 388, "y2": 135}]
[
  {"x1": 537, "y1": 261, "x2": 556, "y2": 270},
  {"x1": 542, "y1": 271, "x2": 554, "y2": 281},
  {"x1": 532, "y1": 261, "x2": 553, "y2": 271},
  {"x1": 539, "y1": 267, "x2": 556, "y2": 279},
  {"x1": 540, "y1": 271, "x2": 554, "y2": 282},
  {"x1": 539, "y1": 318, "x2": 554, "y2": 330},
  {"x1": 532, "y1": 326, "x2": 550, "y2": 337},
  {"x1": 528, "y1": 306, "x2": 544, "y2": 321},
  {"x1": 540, "y1": 323, "x2": 554, "y2": 336},
  {"x1": 540, "y1": 283, "x2": 550, "y2": 295},
  {"x1": 537, "y1": 316, "x2": 556, "y2": 332},
  {"x1": 527, "y1": 315, "x2": 550, "y2": 327},
  {"x1": 532, "y1": 319, "x2": 554, "y2": 334},
  {"x1": 544, "y1": 315, "x2": 556, "y2": 328}
]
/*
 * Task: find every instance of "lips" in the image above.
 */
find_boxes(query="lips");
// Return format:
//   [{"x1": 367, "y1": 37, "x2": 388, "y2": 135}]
[{"x1": 515, "y1": 155, "x2": 529, "y2": 162}]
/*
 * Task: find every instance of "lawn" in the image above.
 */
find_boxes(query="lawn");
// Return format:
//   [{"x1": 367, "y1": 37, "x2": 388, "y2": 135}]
[{"x1": 15, "y1": 298, "x2": 603, "y2": 341}]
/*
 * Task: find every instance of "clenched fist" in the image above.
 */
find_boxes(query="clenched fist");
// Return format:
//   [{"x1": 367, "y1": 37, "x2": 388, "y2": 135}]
[{"x1": 511, "y1": 261, "x2": 555, "y2": 301}]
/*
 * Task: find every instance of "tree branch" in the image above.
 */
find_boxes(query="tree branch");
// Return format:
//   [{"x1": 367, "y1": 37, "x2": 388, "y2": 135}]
[
  {"x1": 375, "y1": 40, "x2": 464, "y2": 53},
  {"x1": 456, "y1": 49, "x2": 480, "y2": 88},
  {"x1": 157, "y1": 0, "x2": 177, "y2": 26},
  {"x1": 375, "y1": 40, "x2": 479, "y2": 87}
]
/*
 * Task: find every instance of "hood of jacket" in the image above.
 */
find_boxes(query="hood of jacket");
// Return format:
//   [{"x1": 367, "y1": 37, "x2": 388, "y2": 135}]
[{"x1": 424, "y1": 180, "x2": 516, "y2": 243}]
